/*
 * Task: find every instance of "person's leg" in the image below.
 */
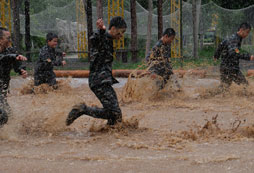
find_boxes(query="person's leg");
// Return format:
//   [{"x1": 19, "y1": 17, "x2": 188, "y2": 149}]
[
  {"x1": 148, "y1": 64, "x2": 167, "y2": 90},
  {"x1": 0, "y1": 81, "x2": 10, "y2": 126},
  {"x1": 92, "y1": 84, "x2": 122, "y2": 125},
  {"x1": 66, "y1": 84, "x2": 122, "y2": 126},
  {"x1": 219, "y1": 68, "x2": 232, "y2": 92},
  {"x1": 169, "y1": 74, "x2": 181, "y2": 91},
  {"x1": 34, "y1": 73, "x2": 46, "y2": 86},
  {"x1": 163, "y1": 67, "x2": 181, "y2": 91},
  {"x1": 233, "y1": 70, "x2": 248, "y2": 86},
  {"x1": 47, "y1": 72, "x2": 57, "y2": 89},
  {"x1": 233, "y1": 70, "x2": 249, "y2": 95}
]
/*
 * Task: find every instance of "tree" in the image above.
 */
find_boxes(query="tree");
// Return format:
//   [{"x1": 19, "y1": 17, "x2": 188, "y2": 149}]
[
  {"x1": 84, "y1": 0, "x2": 93, "y2": 60},
  {"x1": 157, "y1": 0, "x2": 163, "y2": 39},
  {"x1": 25, "y1": 0, "x2": 31, "y2": 61},
  {"x1": 145, "y1": 0, "x2": 153, "y2": 57},
  {"x1": 192, "y1": 0, "x2": 201, "y2": 58},
  {"x1": 11, "y1": 0, "x2": 21, "y2": 52},
  {"x1": 96, "y1": 0, "x2": 103, "y2": 19},
  {"x1": 213, "y1": 0, "x2": 254, "y2": 9},
  {"x1": 130, "y1": 0, "x2": 138, "y2": 62}
]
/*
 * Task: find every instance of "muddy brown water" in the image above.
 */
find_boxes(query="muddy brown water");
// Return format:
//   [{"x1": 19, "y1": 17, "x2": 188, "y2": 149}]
[{"x1": 1, "y1": 75, "x2": 254, "y2": 173}]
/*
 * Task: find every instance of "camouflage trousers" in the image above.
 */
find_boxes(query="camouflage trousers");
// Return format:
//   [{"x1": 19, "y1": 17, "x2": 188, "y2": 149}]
[
  {"x1": 34, "y1": 71, "x2": 57, "y2": 86},
  {"x1": 220, "y1": 68, "x2": 248, "y2": 89},
  {"x1": 88, "y1": 83, "x2": 122, "y2": 122},
  {"x1": 148, "y1": 61, "x2": 181, "y2": 90},
  {"x1": 0, "y1": 80, "x2": 11, "y2": 126}
]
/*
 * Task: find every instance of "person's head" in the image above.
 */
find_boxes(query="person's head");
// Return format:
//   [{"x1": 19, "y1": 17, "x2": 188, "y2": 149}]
[
  {"x1": 237, "y1": 23, "x2": 251, "y2": 38},
  {"x1": 162, "y1": 28, "x2": 176, "y2": 44},
  {"x1": 108, "y1": 16, "x2": 127, "y2": 40},
  {"x1": 46, "y1": 33, "x2": 58, "y2": 48},
  {"x1": 0, "y1": 27, "x2": 11, "y2": 50}
]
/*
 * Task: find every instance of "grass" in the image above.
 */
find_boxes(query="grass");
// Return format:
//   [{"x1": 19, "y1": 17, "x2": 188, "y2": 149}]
[
  {"x1": 172, "y1": 46, "x2": 220, "y2": 69},
  {"x1": 112, "y1": 45, "x2": 220, "y2": 70}
]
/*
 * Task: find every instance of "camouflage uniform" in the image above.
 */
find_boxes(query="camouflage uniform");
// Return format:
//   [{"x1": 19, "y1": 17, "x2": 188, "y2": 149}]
[
  {"x1": 146, "y1": 40, "x2": 180, "y2": 89},
  {"x1": 0, "y1": 47, "x2": 25, "y2": 126},
  {"x1": 70, "y1": 29, "x2": 122, "y2": 125},
  {"x1": 34, "y1": 45, "x2": 63, "y2": 86},
  {"x1": 214, "y1": 33, "x2": 251, "y2": 87}
]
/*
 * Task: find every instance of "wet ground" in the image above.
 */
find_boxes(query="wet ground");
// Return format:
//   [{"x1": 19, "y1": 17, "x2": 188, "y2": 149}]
[{"x1": 1, "y1": 75, "x2": 254, "y2": 173}]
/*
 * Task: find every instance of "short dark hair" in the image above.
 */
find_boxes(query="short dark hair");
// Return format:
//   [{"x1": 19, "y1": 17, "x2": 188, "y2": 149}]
[
  {"x1": 0, "y1": 27, "x2": 8, "y2": 39},
  {"x1": 46, "y1": 33, "x2": 58, "y2": 42},
  {"x1": 238, "y1": 22, "x2": 251, "y2": 31},
  {"x1": 163, "y1": 28, "x2": 176, "y2": 37},
  {"x1": 109, "y1": 16, "x2": 127, "y2": 30}
]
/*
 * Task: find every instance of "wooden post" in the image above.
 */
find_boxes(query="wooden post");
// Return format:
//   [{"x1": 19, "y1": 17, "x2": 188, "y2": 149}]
[
  {"x1": 11, "y1": 0, "x2": 21, "y2": 52},
  {"x1": 25, "y1": 0, "x2": 31, "y2": 61},
  {"x1": 130, "y1": 0, "x2": 137, "y2": 62},
  {"x1": 145, "y1": 0, "x2": 153, "y2": 57},
  {"x1": 157, "y1": 0, "x2": 163, "y2": 39},
  {"x1": 96, "y1": 0, "x2": 103, "y2": 19},
  {"x1": 84, "y1": 0, "x2": 93, "y2": 60}
]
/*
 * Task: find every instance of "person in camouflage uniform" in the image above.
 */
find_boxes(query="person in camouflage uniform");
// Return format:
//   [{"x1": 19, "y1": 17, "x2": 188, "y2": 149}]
[
  {"x1": 146, "y1": 28, "x2": 181, "y2": 90},
  {"x1": 34, "y1": 33, "x2": 66, "y2": 88},
  {"x1": 214, "y1": 23, "x2": 254, "y2": 90},
  {"x1": 66, "y1": 16, "x2": 127, "y2": 126},
  {"x1": 0, "y1": 27, "x2": 27, "y2": 126}
]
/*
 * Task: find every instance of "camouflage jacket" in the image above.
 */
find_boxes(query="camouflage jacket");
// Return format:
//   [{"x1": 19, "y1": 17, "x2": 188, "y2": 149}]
[
  {"x1": 146, "y1": 40, "x2": 171, "y2": 63},
  {"x1": 34, "y1": 45, "x2": 63, "y2": 73},
  {"x1": 0, "y1": 47, "x2": 25, "y2": 83},
  {"x1": 214, "y1": 33, "x2": 251, "y2": 70},
  {"x1": 89, "y1": 29, "x2": 118, "y2": 88},
  {"x1": 146, "y1": 40, "x2": 172, "y2": 71}
]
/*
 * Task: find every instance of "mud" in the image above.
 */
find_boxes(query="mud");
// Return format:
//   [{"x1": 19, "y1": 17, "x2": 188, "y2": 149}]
[{"x1": 1, "y1": 76, "x2": 254, "y2": 172}]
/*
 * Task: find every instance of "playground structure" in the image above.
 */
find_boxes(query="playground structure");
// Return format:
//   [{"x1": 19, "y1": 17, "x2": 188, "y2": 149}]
[
  {"x1": 170, "y1": 0, "x2": 182, "y2": 58},
  {"x1": 76, "y1": 0, "x2": 181, "y2": 59},
  {"x1": 107, "y1": 0, "x2": 125, "y2": 50},
  {"x1": 76, "y1": 0, "x2": 87, "y2": 58},
  {"x1": 2, "y1": 0, "x2": 254, "y2": 59},
  {"x1": 0, "y1": 0, "x2": 11, "y2": 32},
  {"x1": 76, "y1": 0, "x2": 125, "y2": 58}
]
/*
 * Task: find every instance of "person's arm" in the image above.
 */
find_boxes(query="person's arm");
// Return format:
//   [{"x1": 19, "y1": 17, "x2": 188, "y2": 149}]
[
  {"x1": 227, "y1": 42, "x2": 251, "y2": 61},
  {"x1": 3, "y1": 47, "x2": 27, "y2": 78},
  {"x1": 37, "y1": 47, "x2": 54, "y2": 71},
  {"x1": 13, "y1": 55, "x2": 27, "y2": 78},
  {"x1": 0, "y1": 53, "x2": 17, "y2": 61},
  {"x1": 149, "y1": 46, "x2": 162, "y2": 61},
  {"x1": 90, "y1": 19, "x2": 106, "y2": 62},
  {"x1": 54, "y1": 51, "x2": 66, "y2": 66},
  {"x1": 214, "y1": 40, "x2": 226, "y2": 60}
]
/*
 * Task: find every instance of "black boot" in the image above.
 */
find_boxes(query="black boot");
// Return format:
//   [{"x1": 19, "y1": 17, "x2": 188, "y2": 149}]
[
  {"x1": 66, "y1": 104, "x2": 87, "y2": 126},
  {"x1": 106, "y1": 113, "x2": 122, "y2": 126},
  {"x1": 0, "y1": 109, "x2": 8, "y2": 127}
]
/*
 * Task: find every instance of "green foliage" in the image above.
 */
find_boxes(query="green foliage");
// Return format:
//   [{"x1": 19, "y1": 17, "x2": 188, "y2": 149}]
[
  {"x1": 172, "y1": 45, "x2": 219, "y2": 69},
  {"x1": 111, "y1": 45, "x2": 219, "y2": 70},
  {"x1": 216, "y1": 11, "x2": 245, "y2": 38},
  {"x1": 212, "y1": 0, "x2": 254, "y2": 9},
  {"x1": 31, "y1": 36, "x2": 46, "y2": 49},
  {"x1": 10, "y1": 70, "x2": 18, "y2": 77}
]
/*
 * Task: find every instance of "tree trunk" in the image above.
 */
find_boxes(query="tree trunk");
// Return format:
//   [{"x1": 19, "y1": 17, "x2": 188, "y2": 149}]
[
  {"x1": 11, "y1": 0, "x2": 21, "y2": 52},
  {"x1": 199, "y1": 25, "x2": 204, "y2": 49},
  {"x1": 130, "y1": 0, "x2": 138, "y2": 62},
  {"x1": 25, "y1": 0, "x2": 31, "y2": 61},
  {"x1": 145, "y1": 0, "x2": 153, "y2": 57},
  {"x1": 157, "y1": 0, "x2": 163, "y2": 39},
  {"x1": 96, "y1": 0, "x2": 103, "y2": 19},
  {"x1": 84, "y1": 0, "x2": 93, "y2": 60},
  {"x1": 192, "y1": 0, "x2": 201, "y2": 58}
]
